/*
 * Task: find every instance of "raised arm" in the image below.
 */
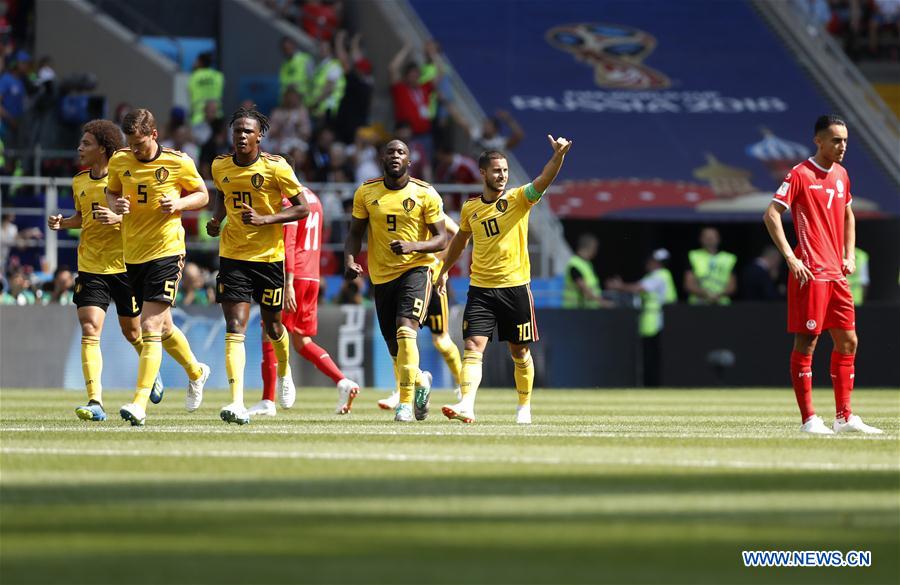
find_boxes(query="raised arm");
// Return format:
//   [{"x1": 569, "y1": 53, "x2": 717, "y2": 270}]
[
  {"x1": 497, "y1": 110, "x2": 525, "y2": 149},
  {"x1": 344, "y1": 216, "x2": 369, "y2": 279},
  {"x1": 389, "y1": 43, "x2": 412, "y2": 84},
  {"x1": 532, "y1": 135, "x2": 572, "y2": 195},
  {"x1": 763, "y1": 201, "x2": 813, "y2": 285}
]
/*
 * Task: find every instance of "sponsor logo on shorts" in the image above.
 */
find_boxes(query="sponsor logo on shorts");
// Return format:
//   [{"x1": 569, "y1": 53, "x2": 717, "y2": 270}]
[
  {"x1": 155, "y1": 167, "x2": 169, "y2": 183},
  {"x1": 806, "y1": 319, "x2": 817, "y2": 330}
]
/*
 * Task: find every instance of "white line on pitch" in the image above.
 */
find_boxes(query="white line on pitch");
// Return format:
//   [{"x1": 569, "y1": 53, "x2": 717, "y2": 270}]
[{"x1": 1, "y1": 446, "x2": 896, "y2": 472}]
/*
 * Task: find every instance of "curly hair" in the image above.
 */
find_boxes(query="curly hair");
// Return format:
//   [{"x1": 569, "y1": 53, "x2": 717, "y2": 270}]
[
  {"x1": 121, "y1": 108, "x2": 157, "y2": 136},
  {"x1": 230, "y1": 105, "x2": 270, "y2": 136},
  {"x1": 82, "y1": 119, "x2": 125, "y2": 158}
]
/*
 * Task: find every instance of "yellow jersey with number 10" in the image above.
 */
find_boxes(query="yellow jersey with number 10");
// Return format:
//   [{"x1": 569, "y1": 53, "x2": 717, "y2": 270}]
[
  {"x1": 459, "y1": 183, "x2": 541, "y2": 289},
  {"x1": 352, "y1": 177, "x2": 444, "y2": 285},
  {"x1": 107, "y1": 146, "x2": 205, "y2": 264},
  {"x1": 211, "y1": 152, "x2": 304, "y2": 263},
  {"x1": 72, "y1": 170, "x2": 125, "y2": 274}
]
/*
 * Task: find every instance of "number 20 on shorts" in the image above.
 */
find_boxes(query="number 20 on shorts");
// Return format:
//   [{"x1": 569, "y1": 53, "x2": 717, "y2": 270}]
[{"x1": 262, "y1": 287, "x2": 283, "y2": 308}]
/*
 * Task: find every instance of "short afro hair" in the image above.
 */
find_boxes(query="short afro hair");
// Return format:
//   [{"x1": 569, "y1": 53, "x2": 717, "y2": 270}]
[{"x1": 82, "y1": 119, "x2": 125, "y2": 158}]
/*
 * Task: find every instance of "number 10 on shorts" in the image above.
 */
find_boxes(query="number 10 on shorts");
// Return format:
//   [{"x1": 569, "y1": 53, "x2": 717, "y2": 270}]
[{"x1": 517, "y1": 322, "x2": 532, "y2": 342}]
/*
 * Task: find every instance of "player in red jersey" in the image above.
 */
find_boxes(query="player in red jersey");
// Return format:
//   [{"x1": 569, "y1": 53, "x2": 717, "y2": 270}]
[
  {"x1": 250, "y1": 183, "x2": 361, "y2": 417},
  {"x1": 763, "y1": 115, "x2": 881, "y2": 435}
]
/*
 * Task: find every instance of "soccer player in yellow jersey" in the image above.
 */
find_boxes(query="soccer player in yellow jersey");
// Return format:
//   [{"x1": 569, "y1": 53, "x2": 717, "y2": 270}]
[
  {"x1": 436, "y1": 135, "x2": 572, "y2": 424},
  {"x1": 106, "y1": 109, "x2": 211, "y2": 426},
  {"x1": 47, "y1": 119, "x2": 163, "y2": 421},
  {"x1": 345, "y1": 139, "x2": 448, "y2": 422},
  {"x1": 377, "y1": 214, "x2": 463, "y2": 411},
  {"x1": 205, "y1": 106, "x2": 309, "y2": 425}
]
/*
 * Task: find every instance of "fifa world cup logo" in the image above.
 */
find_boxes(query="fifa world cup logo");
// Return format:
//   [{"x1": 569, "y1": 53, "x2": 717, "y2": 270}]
[{"x1": 546, "y1": 23, "x2": 670, "y2": 89}]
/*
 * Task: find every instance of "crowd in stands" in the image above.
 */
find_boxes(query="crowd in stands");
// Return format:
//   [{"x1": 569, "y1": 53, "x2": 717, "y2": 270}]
[{"x1": 795, "y1": 0, "x2": 900, "y2": 60}]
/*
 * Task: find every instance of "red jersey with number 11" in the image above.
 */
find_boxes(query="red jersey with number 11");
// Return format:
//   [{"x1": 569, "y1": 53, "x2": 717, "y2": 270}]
[
  {"x1": 772, "y1": 158, "x2": 852, "y2": 281},
  {"x1": 283, "y1": 188, "x2": 323, "y2": 280}
]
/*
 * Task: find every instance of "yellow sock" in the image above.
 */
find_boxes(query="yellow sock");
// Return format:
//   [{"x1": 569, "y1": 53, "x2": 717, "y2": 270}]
[
  {"x1": 433, "y1": 334, "x2": 462, "y2": 387},
  {"x1": 396, "y1": 326, "x2": 419, "y2": 405},
  {"x1": 134, "y1": 333, "x2": 162, "y2": 409},
  {"x1": 271, "y1": 328, "x2": 291, "y2": 377},
  {"x1": 81, "y1": 335, "x2": 102, "y2": 404},
  {"x1": 162, "y1": 326, "x2": 202, "y2": 381},
  {"x1": 391, "y1": 356, "x2": 401, "y2": 394},
  {"x1": 225, "y1": 333, "x2": 246, "y2": 405},
  {"x1": 129, "y1": 337, "x2": 143, "y2": 356},
  {"x1": 460, "y1": 349, "x2": 483, "y2": 407},
  {"x1": 512, "y1": 351, "x2": 534, "y2": 407}
]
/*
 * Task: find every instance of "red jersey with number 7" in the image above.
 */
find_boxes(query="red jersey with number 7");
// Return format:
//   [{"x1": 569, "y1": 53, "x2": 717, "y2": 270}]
[
  {"x1": 772, "y1": 158, "x2": 852, "y2": 281},
  {"x1": 283, "y1": 188, "x2": 323, "y2": 280}
]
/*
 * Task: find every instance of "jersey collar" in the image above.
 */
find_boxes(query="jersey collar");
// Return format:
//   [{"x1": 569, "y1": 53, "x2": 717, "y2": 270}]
[
  {"x1": 89, "y1": 170, "x2": 109, "y2": 181},
  {"x1": 481, "y1": 190, "x2": 505, "y2": 205},
  {"x1": 136, "y1": 142, "x2": 163, "y2": 164},
  {"x1": 232, "y1": 152, "x2": 261, "y2": 167},
  {"x1": 807, "y1": 157, "x2": 833, "y2": 173}
]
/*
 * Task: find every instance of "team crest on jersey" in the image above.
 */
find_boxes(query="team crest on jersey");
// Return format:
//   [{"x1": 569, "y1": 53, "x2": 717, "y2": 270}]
[
  {"x1": 251, "y1": 173, "x2": 264, "y2": 189},
  {"x1": 402, "y1": 198, "x2": 416, "y2": 213},
  {"x1": 496, "y1": 199, "x2": 508, "y2": 213},
  {"x1": 155, "y1": 167, "x2": 169, "y2": 183},
  {"x1": 836, "y1": 179, "x2": 844, "y2": 194},
  {"x1": 806, "y1": 319, "x2": 817, "y2": 330}
]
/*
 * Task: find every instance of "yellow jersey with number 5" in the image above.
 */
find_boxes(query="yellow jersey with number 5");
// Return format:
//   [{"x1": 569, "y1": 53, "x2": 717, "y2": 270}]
[
  {"x1": 107, "y1": 146, "x2": 205, "y2": 264},
  {"x1": 352, "y1": 177, "x2": 444, "y2": 285},
  {"x1": 72, "y1": 170, "x2": 125, "y2": 274},
  {"x1": 211, "y1": 152, "x2": 304, "y2": 263},
  {"x1": 459, "y1": 183, "x2": 541, "y2": 288}
]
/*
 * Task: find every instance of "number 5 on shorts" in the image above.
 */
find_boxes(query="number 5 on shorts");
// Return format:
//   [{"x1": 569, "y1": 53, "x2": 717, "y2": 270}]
[{"x1": 164, "y1": 280, "x2": 176, "y2": 301}]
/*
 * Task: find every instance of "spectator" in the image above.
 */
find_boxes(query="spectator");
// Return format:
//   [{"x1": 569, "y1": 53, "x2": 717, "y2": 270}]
[
  {"x1": 176, "y1": 262, "x2": 213, "y2": 306},
  {"x1": 279, "y1": 36, "x2": 314, "y2": 99},
  {"x1": 325, "y1": 141, "x2": 353, "y2": 182},
  {"x1": 334, "y1": 278, "x2": 362, "y2": 305},
  {"x1": 827, "y1": 0, "x2": 865, "y2": 59},
  {"x1": 188, "y1": 52, "x2": 224, "y2": 126},
  {"x1": 347, "y1": 126, "x2": 380, "y2": 182},
  {"x1": 389, "y1": 44, "x2": 439, "y2": 148},
  {"x1": 740, "y1": 246, "x2": 784, "y2": 301},
  {"x1": 0, "y1": 49, "x2": 30, "y2": 144},
  {"x1": 684, "y1": 227, "x2": 737, "y2": 305},
  {"x1": 847, "y1": 247, "x2": 870, "y2": 304},
  {"x1": 300, "y1": 0, "x2": 342, "y2": 41},
  {"x1": 869, "y1": 0, "x2": 900, "y2": 58},
  {"x1": 266, "y1": 86, "x2": 311, "y2": 153},
  {"x1": 563, "y1": 233, "x2": 611, "y2": 308},
  {"x1": 472, "y1": 110, "x2": 525, "y2": 153},
  {"x1": 1, "y1": 266, "x2": 36, "y2": 305},
  {"x1": 161, "y1": 125, "x2": 200, "y2": 165},
  {"x1": 1, "y1": 212, "x2": 17, "y2": 268},
  {"x1": 333, "y1": 30, "x2": 373, "y2": 144},
  {"x1": 308, "y1": 125, "x2": 337, "y2": 182},
  {"x1": 42, "y1": 265, "x2": 74, "y2": 305},
  {"x1": 433, "y1": 144, "x2": 480, "y2": 185},
  {"x1": 606, "y1": 249, "x2": 678, "y2": 386},
  {"x1": 394, "y1": 122, "x2": 431, "y2": 181},
  {"x1": 112, "y1": 102, "x2": 132, "y2": 126},
  {"x1": 308, "y1": 39, "x2": 345, "y2": 124},
  {"x1": 199, "y1": 117, "x2": 231, "y2": 180},
  {"x1": 192, "y1": 99, "x2": 222, "y2": 146}
]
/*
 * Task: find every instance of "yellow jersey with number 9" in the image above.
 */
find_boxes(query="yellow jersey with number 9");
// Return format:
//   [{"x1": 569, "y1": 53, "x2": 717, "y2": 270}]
[
  {"x1": 352, "y1": 177, "x2": 444, "y2": 285},
  {"x1": 459, "y1": 183, "x2": 540, "y2": 288},
  {"x1": 107, "y1": 146, "x2": 205, "y2": 264},
  {"x1": 72, "y1": 170, "x2": 125, "y2": 274},
  {"x1": 211, "y1": 152, "x2": 304, "y2": 263}
]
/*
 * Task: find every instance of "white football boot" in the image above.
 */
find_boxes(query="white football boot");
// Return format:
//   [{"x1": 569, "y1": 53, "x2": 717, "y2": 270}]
[
  {"x1": 378, "y1": 391, "x2": 400, "y2": 411},
  {"x1": 516, "y1": 404, "x2": 532, "y2": 425},
  {"x1": 833, "y1": 414, "x2": 883, "y2": 434},
  {"x1": 119, "y1": 402, "x2": 146, "y2": 427},
  {"x1": 394, "y1": 403, "x2": 414, "y2": 422},
  {"x1": 220, "y1": 402, "x2": 250, "y2": 425},
  {"x1": 185, "y1": 363, "x2": 210, "y2": 412},
  {"x1": 278, "y1": 366, "x2": 296, "y2": 409},
  {"x1": 247, "y1": 399, "x2": 277, "y2": 417},
  {"x1": 800, "y1": 415, "x2": 835, "y2": 435},
  {"x1": 335, "y1": 378, "x2": 360, "y2": 414},
  {"x1": 442, "y1": 401, "x2": 475, "y2": 424}
]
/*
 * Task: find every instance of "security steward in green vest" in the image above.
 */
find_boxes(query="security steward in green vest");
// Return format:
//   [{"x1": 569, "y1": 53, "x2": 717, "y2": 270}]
[
  {"x1": 563, "y1": 234, "x2": 609, "y2": 309},
  {"x1": 308, "y1": 39, "x2": 346, "y2": 120},
  {"x1": 684, "y1": 227, "x2": 737, "y2": 305},
  {"x1": 280, "y1": 36, "x2": 314, "y2": 99},
  {"x1": 847, "y1": 247, "x2": 869, "y2": 305},
  {"x1": 188, "y1": 52, "x2": 224, "y2": 126}
]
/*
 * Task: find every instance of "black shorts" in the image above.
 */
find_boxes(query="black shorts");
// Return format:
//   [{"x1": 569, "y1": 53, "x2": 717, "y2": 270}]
[
  {"x1": 424, "y1": 285, "x2": 449, "y2": 334},
  {"x1": 73, "y1": 271, "x2": 140, "y2": 317},
  {"x1": 371, "y1": 266, "x2": 432, "y2": 351},
  {"x1": 216, "y1": 257, "x2": 285, "y2": 311},
  {"x1": 463, "y1": 284, "x2": 539, "y2": 344},
  {"x1": 126, "y1": 254, "x2": 184, "y2": 308}
]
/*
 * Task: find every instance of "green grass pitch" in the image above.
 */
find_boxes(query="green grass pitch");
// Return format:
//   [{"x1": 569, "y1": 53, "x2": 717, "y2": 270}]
[{"x1": 1, "y1": 387, "x2": 897, "y2": 585}]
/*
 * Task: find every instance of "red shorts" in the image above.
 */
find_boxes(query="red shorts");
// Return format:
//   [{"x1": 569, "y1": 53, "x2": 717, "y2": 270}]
[
  {"x1": 787, "y1": 275, "x2": 855, "y2": 335},
  {"x1": 282, "y1": 278, "x2": 319, "y2": 336}
]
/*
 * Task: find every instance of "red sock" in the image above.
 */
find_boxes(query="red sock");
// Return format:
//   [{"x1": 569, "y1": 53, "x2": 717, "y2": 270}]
[
  {"x1": 831, "y1": 352, "x2": 855, "y2": 421},
  {"x1": 300, "y1": 341, "x2": 344, "y2": 384},
  {"x1": 790, "y1": 351, "x2": 815, "y2": 423},
  {"x1": 261, "y1": 340, "x2": 277, "y2": 402}
]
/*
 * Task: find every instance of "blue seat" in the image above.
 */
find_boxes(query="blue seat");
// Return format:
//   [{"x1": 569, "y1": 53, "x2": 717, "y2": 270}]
[
  {"x1": 237, "y1": 76, "x2": 280, "y2": 117},
  {"x1": 140, "y1": 37, "x2": 216, "y2": 72}
]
